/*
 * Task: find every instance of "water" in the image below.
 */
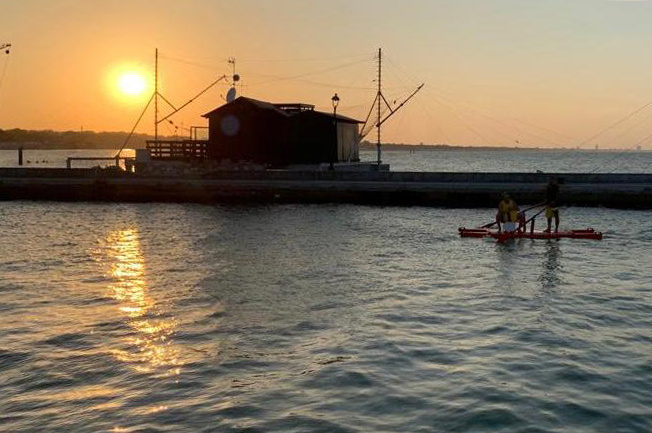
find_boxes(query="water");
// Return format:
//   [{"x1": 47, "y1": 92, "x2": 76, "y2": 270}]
[
  {"x1": 359, "y1": 149, "x2": 652, "y2": 173},
  {"x1": 2, "y1": 148, "x2": 652, "y2": 173},
  {"x1": 1, "y1": 151, "x2": 652, "y2": 432},
  {"x1": 0, "y1": 149, "x2": 135, "y2": 169}
]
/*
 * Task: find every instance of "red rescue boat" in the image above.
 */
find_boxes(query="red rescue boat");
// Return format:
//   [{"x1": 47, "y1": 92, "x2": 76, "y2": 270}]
[
  {"x1": 459, "y1": 227, "x2": 603, "y2": 242},
  {"x1": 459, "y1": 201, "x2": 603, "y2": 242}
]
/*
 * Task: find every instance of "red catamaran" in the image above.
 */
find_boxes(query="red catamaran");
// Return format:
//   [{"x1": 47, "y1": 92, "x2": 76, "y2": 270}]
[
  {"x1": 459, "y1": 227, "x2": 603, "y2": 242},
  {"x1": 459, "y1": 203, "x2": 603, "y2": 242}
]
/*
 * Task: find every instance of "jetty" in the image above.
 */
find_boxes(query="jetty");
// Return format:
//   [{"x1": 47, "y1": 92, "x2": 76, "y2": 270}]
[
  {"x1": 1, "y1": 167, "x2": 651, "y2": 208},
  {"x1": 3, "y1": 48, "x2": 651, "y2": 208}
]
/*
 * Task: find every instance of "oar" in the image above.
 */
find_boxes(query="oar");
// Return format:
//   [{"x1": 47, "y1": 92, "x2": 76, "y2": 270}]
[
  {"x1": 522, "y1": 207, "x2": 547, "y2": 231},
  {"x1": 521, "y1": 202, "x2": 548, "y2": 214}
]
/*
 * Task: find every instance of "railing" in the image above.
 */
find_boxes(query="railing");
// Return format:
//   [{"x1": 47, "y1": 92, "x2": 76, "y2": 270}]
[
  {"x1": 66, "y1": 156, "x2": 133, "y2": 170},
  {"x1": 146, "y1": 140, "x2": 209, "y2": 160},
  {"x1": 190, "y1": 126, "x2": 209, "y2": 141}
]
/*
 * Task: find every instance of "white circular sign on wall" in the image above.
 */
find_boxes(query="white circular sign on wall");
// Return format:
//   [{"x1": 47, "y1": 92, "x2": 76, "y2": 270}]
[{"x1": 220, "y1": 115, "x2": 240, "y2": 137}]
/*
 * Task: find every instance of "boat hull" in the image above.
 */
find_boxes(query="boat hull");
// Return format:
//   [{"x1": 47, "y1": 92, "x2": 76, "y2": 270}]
[{"x1": 459, "y1": 227, "x2": 603, "y2": 241}]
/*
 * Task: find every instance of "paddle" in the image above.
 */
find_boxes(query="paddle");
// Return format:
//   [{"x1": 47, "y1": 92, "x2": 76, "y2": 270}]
[{"x1": 479, "y1": 201, "x2": 547, "y2": 229}]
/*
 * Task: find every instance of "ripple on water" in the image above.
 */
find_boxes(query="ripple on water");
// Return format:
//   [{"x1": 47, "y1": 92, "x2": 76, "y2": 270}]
[
  {"x1": 40, "y1": 332, "x2": 98, "y2": 350},
  {"x1": 0, "y1": 202, "x2": 651, "y2": 432},
  {"x1": 0, "y1": 349, "x2": 32, "y2": 372}
]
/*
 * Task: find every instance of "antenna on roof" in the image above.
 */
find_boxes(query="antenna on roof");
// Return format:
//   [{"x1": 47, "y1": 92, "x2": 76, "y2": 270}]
[
  {"x1": 0, "y1": 43, "x2": 12, "y2": 110},
  {"x1": 226, "y1": 87, "x2": 237, "y2": 103},
  {"x1": 227, "y1": 57, "x2": 240, "y2": 103}
]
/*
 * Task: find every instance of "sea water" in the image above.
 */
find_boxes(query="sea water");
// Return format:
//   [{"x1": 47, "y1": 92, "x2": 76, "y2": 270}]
[
  {"x1": 1, "y1": 148, "x2": 651, "y2": 173},
  {"x1": 0, "y1": 149, "x2": 651, "y2": 432}
]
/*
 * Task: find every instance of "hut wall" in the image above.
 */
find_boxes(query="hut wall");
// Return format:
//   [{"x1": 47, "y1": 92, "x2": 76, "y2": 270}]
[
  {"x1": 206, "y1": 102, "x2": 289, "y2": 164},
  {"x1": 204, "y1": 98, "x2": 360, "y2": 165},
  {"x1": 287, "y1": 112, "x2": 337, "y2": 164},
  {"x1": 337, "y1": 123, "x2": 360, "y2": 162}
]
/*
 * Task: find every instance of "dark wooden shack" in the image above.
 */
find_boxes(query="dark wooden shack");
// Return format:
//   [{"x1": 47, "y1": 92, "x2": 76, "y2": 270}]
[{"x1": 203, "y1": 97, "x2": 361, "y2": 165}]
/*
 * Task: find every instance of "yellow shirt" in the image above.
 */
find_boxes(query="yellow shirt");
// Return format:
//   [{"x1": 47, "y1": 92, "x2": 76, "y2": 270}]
[
  {"x1": 499, "y1": 199, "x2": 519, "y2": 222},
  {"x1": 499, "y1": 199, "x2": 511, "y2": 214}
]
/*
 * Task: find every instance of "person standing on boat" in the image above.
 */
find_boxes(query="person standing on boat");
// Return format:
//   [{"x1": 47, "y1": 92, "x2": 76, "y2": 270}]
[
  {"x1": 497, "y1": 193, "x2": 520, "y2": 233},
  {"x1": 545, "y1": 178, "x2": 560, "y2": 233}
]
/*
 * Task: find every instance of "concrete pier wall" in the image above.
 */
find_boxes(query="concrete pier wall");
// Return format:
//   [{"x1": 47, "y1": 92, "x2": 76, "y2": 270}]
[{"x1": 1, "y1": 168, "x2": 652, "y2": 208}]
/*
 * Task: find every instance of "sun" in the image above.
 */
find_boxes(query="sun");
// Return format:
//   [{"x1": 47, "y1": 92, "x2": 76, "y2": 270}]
[{"x1": 118, "y1": 72, "x2": 147, "y2": 97}]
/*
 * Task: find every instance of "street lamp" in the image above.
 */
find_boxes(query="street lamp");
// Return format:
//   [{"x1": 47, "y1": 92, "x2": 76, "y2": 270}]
[
  {"x1": 331, "y1": 93, "x2": 340, "y2": 114},
  {"x1": 330, "y1": 93, "x2": 340, "y2": 170}
]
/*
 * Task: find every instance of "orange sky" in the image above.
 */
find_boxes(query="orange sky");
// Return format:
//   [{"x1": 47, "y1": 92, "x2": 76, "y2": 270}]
[{"x1": 1, "y1": 0, "x2": 652, "y2": 148}]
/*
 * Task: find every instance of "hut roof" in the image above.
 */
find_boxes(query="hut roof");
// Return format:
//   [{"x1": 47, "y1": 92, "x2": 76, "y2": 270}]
[
  {"x1": 203, "y1": 96, "x2": 363, "y2": 123},
  {"x1": 203, "y1": 97, "x2": 290, "y2": 118}
]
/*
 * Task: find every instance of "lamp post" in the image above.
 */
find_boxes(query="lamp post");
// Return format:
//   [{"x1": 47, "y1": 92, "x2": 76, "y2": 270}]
[{"x1": 331, "y1": 93, "x2": 340, "y2": 171}]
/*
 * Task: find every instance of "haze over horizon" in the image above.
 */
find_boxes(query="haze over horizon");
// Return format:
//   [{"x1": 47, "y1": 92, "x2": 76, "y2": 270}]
[{"x1": 2, "y1": 0, "x2": 652, "y2": 149}]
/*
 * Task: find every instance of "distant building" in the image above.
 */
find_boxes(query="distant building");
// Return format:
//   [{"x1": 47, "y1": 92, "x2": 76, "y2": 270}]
[{"x1": 202, "y1": 97, "x2": 362, "y2": 166}]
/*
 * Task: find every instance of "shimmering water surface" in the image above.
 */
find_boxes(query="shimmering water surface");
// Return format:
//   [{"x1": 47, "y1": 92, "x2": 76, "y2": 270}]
[
  {"x1": 366, "y1": 149, "x2": 652, "y2": 173},
  {"x1": 1, "y1": 151, "x2": 652, "y2": 432},
  {"x1": 0, "y1": 149, "x2": 136, "y2": 169},
  {"x1": 2, "y1": 148, "x2": 652, "y2": 173}
]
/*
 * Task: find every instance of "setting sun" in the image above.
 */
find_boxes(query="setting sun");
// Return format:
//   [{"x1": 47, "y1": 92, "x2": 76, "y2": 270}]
[{"x1": 118, "y1": 72, "x2": 147, "y2": 97}]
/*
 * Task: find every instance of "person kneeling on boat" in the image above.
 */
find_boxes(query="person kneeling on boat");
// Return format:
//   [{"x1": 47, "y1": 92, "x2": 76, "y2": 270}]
[{"x1": 496, "y1": 193, "x2": 522, "y2": 233}]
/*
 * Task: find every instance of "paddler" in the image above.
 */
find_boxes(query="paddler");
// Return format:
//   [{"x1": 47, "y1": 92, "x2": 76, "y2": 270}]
[
  {"x1": 496, "y1": 193, "x2": 520, "y2": 233},
  {"x1": 545, "y1": 178, "x2": 560, "y2": 233}
]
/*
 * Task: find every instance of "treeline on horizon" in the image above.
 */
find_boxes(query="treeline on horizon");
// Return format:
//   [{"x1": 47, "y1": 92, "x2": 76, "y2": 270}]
[
  {"x1": 0, "y1": 129, "x2": 606, "y2": 151},
  {"x1": 359, "y1": 140, "x2": 536, "y2": 151},
  {"x1": 1, "y1": 129, "x2": 518, "y2": 150},
  {"x1": 0, "y1": 129, "x2": 170, "y2": 150}
]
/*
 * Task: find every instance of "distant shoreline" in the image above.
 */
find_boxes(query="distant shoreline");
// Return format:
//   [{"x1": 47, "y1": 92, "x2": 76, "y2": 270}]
[
  {"x1": 2, "y1": 143, "x2": 644, "y2": 152},
  {"x1": 0, "y1": 143, "x2": 146, "y2": 150},
  {"x1": 0, "y1": 128, "x2": 169, "y2": 150},
  {"x1": 360, "y1": 143, "x2": 645, "y2": 152},
  {"x1": 0, "y1": 129, "x2": 645, "y2": 152}
]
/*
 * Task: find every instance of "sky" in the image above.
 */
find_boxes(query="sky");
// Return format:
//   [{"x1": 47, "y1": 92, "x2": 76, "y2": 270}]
[{"x1": 1, "y1": 0, "x2": 652, "y2": 148}]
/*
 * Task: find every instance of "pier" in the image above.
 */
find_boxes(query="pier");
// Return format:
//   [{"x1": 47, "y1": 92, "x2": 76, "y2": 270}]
[{"x1": 1, "y1": 168, "x2": 652, "y2": 208}]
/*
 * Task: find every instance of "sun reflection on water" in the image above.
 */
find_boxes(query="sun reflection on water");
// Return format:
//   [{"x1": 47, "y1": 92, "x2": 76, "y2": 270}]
[{"x1": 104, "y1": 229, "x2": 182, "y2": 375}]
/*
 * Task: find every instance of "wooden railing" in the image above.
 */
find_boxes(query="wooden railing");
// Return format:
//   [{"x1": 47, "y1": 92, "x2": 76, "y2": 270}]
[
  {"x1": 66, "y1": 156, "x2": 133, "y2": 170},
  {"x1": 146, "y1": 140, "x2": 209, "y2": 160}
]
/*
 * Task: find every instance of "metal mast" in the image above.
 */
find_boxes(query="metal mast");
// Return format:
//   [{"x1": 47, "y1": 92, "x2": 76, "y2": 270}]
[
  {"x1": 376, "y1": 48, "x2": 382, "y2": 165},
  {"x1": 155, "y1": 48, "x2": 158, "y2": 144},
  {"x1": 358, "y1": 49, "x2": 424, "y2": 160}
]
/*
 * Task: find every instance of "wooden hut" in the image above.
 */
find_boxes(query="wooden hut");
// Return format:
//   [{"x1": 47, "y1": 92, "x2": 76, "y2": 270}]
[{"x1": 202, "y1": 97, "x2": 362, "y2": 166}]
